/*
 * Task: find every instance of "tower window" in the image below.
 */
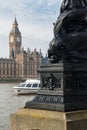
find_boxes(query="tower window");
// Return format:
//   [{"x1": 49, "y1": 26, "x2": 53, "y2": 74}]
[{"x1": 11, "y1": 49, "x2": 14, "y2": 59}]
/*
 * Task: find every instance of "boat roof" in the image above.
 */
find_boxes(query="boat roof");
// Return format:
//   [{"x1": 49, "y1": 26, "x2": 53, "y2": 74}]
[{"x1": 25, "y1": 79, "x2": 40, "y2": 83}]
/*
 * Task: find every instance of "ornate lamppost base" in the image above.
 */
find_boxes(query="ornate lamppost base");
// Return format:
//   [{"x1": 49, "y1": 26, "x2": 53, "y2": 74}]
[{"x1": 25, "y1": 62, "x2": 87, "y2": 112}]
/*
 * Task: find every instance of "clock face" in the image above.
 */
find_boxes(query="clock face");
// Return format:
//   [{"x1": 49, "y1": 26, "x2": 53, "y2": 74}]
[
  {"x1": 16, "y1": 37, "x2": 21, "y2": 42},
  {"x1": 10, "y1": 36, "x2": 14, "y2": 42}
]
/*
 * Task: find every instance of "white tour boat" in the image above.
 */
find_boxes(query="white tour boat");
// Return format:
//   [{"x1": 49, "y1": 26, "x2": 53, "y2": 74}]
[{"x1": 13, "y1": 79, "x2": 40, "y2": 95}]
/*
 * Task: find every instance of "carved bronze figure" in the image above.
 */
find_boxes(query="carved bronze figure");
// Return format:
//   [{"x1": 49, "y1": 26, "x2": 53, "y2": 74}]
[{"x1": 48, "y1": 0, "x2": 87, "y2": 63}]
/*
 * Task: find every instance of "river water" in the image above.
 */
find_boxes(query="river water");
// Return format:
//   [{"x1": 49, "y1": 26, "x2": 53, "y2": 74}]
[{"x1": 0, "y1": 83, "x2": 35, "y2": 130}]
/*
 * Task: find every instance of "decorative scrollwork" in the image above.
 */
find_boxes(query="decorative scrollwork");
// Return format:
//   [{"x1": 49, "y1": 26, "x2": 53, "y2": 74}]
[
  {"x1": 76, "y1": 78, "x2": 87, "y2": 89},
  {"x1": 33, "y1": 95, "x2": 63, "y2": 104},
  {"x1": 42, "y1": 74, "x2": 61, "y2": 90}
]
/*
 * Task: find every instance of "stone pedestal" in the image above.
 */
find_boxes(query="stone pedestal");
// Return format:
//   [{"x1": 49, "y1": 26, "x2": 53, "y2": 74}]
[
  {"x1": 25, "y1": 63, "x2": 87, "y2": 112},
  {"x1": 10, "y1": 108, "x2": 87, "y2": 130}
]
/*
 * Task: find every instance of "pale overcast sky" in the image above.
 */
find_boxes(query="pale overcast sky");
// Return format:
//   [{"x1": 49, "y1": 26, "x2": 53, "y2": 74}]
[{"x1": 0, "y1": 0, "x2": 62, "y2": 57}]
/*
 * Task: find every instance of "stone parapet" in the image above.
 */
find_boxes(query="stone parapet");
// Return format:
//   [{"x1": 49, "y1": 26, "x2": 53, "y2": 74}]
[{"x1": 10, "y1": 108, "x2": 87, "y2": 130}]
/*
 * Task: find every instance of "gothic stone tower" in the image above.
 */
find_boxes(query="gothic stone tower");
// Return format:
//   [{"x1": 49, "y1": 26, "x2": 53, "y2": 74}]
[{"x1": 9, "y1": 17, "x2": 22, "y2": 59}]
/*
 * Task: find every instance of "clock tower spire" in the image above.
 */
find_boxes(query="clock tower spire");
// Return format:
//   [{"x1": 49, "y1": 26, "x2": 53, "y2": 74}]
[{"x1": 9, "y1": 17, "x2": 22, "y2": 59}]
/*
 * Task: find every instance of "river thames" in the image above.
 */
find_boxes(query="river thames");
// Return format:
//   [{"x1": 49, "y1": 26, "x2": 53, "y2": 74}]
[{"x1": 0, "y1": 83, "x2": 35, "y2": 130}]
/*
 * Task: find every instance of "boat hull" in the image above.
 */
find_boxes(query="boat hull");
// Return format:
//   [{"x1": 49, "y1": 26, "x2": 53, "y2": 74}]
[{"x1": 13, "y1": 87, "x2": 40, "y2": 95}]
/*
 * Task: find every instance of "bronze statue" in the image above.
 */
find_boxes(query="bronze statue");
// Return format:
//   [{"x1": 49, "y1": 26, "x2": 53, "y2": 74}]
[{"x1": 48, "y1": 0, "x2": 87, "y2": 63}]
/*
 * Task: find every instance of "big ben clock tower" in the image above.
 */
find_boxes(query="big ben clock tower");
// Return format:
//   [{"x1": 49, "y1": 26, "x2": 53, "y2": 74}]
[{"x1": 9, "y1": 17, "x2": 22, "y2": 59}]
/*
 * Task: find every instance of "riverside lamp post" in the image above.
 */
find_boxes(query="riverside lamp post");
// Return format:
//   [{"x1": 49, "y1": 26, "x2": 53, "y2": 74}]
[{"x1": 25, "y1": 0, "x2": 87, "y2": 112}]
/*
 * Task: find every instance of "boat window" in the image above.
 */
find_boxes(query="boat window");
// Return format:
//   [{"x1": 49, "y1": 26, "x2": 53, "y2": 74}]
[
  {"x1": 32, "y1": 83, "x2": 38, "y2": 87},
  {"x1": 19, "y1": 84, "x2": 26, "y2": 87},
  {"x1": 26, "y1": 84, "x2": 32, "y2": 87}
]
